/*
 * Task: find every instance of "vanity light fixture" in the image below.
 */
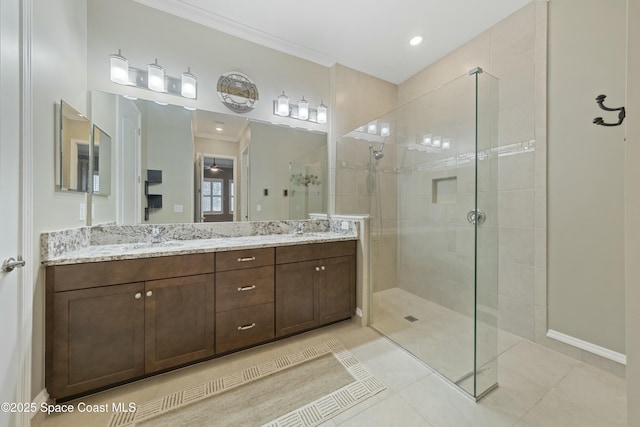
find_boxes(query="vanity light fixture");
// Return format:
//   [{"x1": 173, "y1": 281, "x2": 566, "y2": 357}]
[
  {"x1": 273, "y1": 91, "x2": 328, "y2": 124},
  {"x1": 181, "y1": 67, "x2": 197, "y2": 99},
  {"x1": 422, "y1": 134, "x2": 432, "y2": 146},
  {"x1": 381, "y1": 123, "x2": 391, "y2": 137},
  {"x1": 108, "y1": 50, "x2": 198, "y2": 100},
  {"x1": 432, "y1": 136, "x2": 442, "y2": 148},
  {"x1": 367, "y1": 121, "x2": 377, "y2": 134},
  {"x1": 442, "y1": 138, "x2": 451, "y2": 149},
  {"x1": 298, "y1": 96, "x2": 309, "y2": 120},
  {"x1": 276, "y1": 91, "x2": 290, "y2": 116},
  {"x1": 147, "y1": 59, "x2": 165, "y2": 92},
  {"x1": 317, "y1": 101, "x2": 327, "y2": 124},
  {"x1": 109, "y1": 49, "x2": 129, "y2": 85}
]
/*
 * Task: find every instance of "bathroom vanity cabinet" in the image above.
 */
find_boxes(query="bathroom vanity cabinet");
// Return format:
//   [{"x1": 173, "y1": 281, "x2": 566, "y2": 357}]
[
  {"x1": 275, "y1": 241, "x2": 356, "y2": 337},
  {"x1": 45, "y1": 254, "x2": 216, "y2": 399},
  {"x1": 45, "y1": 240, "x2": 356, "y2": 400},
  {"x1": 215, "y1": 248, "x2": 275, "y2": 354}
]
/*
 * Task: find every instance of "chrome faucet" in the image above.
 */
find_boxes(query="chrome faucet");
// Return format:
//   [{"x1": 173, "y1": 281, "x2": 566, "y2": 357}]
[
  {"x1": 151, "y1": 227, "x2": 163, "y2": 243},
  {"x1": 295, "y1": 222, "x2": 305, "y2": 235}
]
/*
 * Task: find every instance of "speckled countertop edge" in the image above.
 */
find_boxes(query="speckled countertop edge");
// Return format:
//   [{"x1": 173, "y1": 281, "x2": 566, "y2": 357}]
[{"x1": 41, "y1": 220, "x2": 359, "y2": 266}]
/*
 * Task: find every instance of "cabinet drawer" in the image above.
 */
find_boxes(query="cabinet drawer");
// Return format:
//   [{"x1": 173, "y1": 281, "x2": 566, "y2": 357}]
[
  {"x1": 216, "y1": 266, "x2": 274, "y2": 312},
  {"x1": 276, "y1": 240, "x2": 356, "y2": 264},
  {"x1": 215, "y1": 248, "x2": 274, "y2": 272},
  {"x1": 47, "y1": 253, "x2": 216, "y2": 292},
  {"x1": 215, "y1": 303, "x2": 274, "y2": 354}
]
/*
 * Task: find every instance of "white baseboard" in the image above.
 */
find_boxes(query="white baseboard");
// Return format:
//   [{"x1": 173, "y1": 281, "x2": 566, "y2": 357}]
[
  {"x1": 546, "y1": 329, "x2": 627, "y2": 365},
  {"x1": 30, "y1": 388, "x2": 49, "y2": 419}
]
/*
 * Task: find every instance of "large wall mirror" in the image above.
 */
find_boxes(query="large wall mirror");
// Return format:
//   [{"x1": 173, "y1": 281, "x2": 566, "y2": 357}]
[
  {"x1": 56, "y1": 101, "x2": 91, "y2": 192},
  {"x1": 91, "y1": 91, "x2": 328, "y2": 224}
]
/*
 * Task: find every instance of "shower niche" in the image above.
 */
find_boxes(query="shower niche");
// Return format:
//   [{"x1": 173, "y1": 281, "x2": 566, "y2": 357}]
[
  {"x1": 432, "y1": 176, "x2": 457, "y2": 204},
  {"x1": 336, "y1": 68, "x2": 499, "y2": 400}
]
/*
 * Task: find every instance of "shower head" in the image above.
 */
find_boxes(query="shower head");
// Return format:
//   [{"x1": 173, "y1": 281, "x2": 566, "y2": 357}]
[{"x1": 373, "y1": 142, "x2": 385, "y2": 160}]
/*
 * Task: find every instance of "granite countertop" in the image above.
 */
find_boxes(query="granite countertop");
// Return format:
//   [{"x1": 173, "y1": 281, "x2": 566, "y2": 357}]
[{"x1": 42, "y1": 231, "x2": 357, "y2": 266}]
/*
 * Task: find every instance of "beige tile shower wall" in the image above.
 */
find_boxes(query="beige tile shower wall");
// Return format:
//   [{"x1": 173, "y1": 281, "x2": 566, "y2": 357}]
[
  {"x1": 331, "y1": 65, "x2": 398, "y2": 293},
  {"x1": 397, "y1": 2, "x2": 545, "y2": 341}
]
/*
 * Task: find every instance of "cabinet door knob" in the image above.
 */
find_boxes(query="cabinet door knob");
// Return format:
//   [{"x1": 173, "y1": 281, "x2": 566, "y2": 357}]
[
  {"x1": 146, "y1": 291, "x2": 153, "y2": 297},
  {"x1": 321, "y1": 266, "x2": 326, "y2": 271},
  {"x1": 237, "y1": 323, "x2": 256, "y2": 331},
  {"x1": 134, "y1": 292, "x2": 142, "y2": 299},
  {"x1": 237, "y1": 285, "x2": 256, "y2": 292},
  {"x1": 315, "y1": 266, "x2": 320, "y2": 272}
]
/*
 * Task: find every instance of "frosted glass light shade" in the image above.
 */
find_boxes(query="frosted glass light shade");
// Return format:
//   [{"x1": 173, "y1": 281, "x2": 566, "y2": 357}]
[
  {"x1": 147, "y1": 59, "x2": 165, "y2": 92},
  {"x1": 432, "y1": 136, "x2": 442, "y2": 148},
  {"x1": 442, "y1": 138, "x2": 451, "y2": 149},
  {"x1": 317, "y1": 102, "x2": 327, "y2": 124},
  {"x1": 367, "y1": 121, "x2": 377, "y2": 134},
  {"x1": 276, "y1": 91, "x2": 290, "y2": 116},
  {"x1": 109, "y1": 50, "x2": 129, "y2": 85},
  {"x1": 298, "y1": 96, "x2": 309, "y2": 120},
  {"x1": 181, "y1": 68, "x2": 197, "y2": 99},
  {"x1": 381, "y1": 123, "x2": 390, "y2": 137},
  {"x1": 422, "y1": 134, "x2": 432, "y2": 146}
]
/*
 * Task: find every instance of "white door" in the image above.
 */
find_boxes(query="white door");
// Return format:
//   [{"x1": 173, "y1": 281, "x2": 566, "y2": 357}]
[
  {"x1": 0, "y1": 0, "x2": 29, "y2": 426},
  {"x1": 117, "y1": 97, "x2": 141, "y2": 224}
]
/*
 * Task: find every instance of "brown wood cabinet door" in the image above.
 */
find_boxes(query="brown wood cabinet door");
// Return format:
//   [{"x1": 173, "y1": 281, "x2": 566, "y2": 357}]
[
  {"x1": 144, "y1": 274, "x2": 215, "y2": 373},
  {"x1": 275, "y1": 260, "x2": 318, "y2": 337},
  {"x1": 317, "y1": 256, "x2": 356, "y2": 325},
  {"x1": 49, "y1": 282, "x2": 145, "y2": 399}
]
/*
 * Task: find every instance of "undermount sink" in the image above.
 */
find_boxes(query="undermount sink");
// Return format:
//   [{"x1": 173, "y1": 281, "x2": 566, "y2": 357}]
[
  {"x1": 130, "y1": 241, "x2": 183, "y2": 250},
  {"x1": 291, "y1": 232, "x2": 327, "y2": 238}
]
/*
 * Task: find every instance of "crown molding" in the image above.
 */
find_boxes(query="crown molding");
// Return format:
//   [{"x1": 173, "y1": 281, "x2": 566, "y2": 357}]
[{"x1": 133, "y1": 0, "x2": 337, "y2": 68}]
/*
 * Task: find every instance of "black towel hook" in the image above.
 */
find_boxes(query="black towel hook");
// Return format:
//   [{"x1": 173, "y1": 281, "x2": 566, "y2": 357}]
[{"x1": 593, "y1": 94, "x2": 625, "y2": 127}]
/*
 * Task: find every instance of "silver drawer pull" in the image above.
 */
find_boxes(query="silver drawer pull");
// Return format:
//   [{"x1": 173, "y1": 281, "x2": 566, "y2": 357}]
[
  {"x1": 237, "y1": 285, "x2": 256, "y2": 292},
  {"x1": 237, "y1": 256, "x2": 256, "y2": 262},
  {"x1": 237, "y1": 323, "x2": 256, "y2": 331}
]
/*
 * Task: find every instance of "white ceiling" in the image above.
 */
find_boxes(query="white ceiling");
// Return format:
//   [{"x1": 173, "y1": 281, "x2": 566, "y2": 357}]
[{"x1": 135, "y1": 0, "x2": 531, "y2": 84}]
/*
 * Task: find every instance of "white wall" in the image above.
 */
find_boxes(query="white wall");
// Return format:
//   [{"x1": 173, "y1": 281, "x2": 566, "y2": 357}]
[
  {"x1": 32, "y1": 0, "x2": 88, "y2": 398},
  {"x1": 547, "y1": 0, "x2": 626, "y2": 355},
  {"x1": 626, "y1": 0, "x2": 640, "y2": 422}
]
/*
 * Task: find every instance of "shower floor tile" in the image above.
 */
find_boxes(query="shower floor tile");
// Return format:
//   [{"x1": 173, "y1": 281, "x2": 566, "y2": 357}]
[{"x1": 372, "y1": 287, "x2": 504, "y2": 389}]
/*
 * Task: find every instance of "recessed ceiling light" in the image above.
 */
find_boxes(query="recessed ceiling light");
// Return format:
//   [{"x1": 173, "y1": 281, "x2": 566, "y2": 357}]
[{"x1": 409, "y1": 36, "x2": 423, "y2": 46}]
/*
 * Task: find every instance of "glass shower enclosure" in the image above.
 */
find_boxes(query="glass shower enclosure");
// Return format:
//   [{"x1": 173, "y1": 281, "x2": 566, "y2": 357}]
[{"x1": 336, "y1": 69, "x2": 499, "y2": 399}]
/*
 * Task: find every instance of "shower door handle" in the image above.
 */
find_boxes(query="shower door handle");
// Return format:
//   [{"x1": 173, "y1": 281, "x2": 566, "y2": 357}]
[{"x1": 467, "y1": 209, "x2": 486, "y2": 225}]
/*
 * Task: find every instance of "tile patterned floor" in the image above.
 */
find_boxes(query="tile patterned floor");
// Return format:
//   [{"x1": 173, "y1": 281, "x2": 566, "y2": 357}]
[{"x1": 33, "y1": 317, "x2": 626, "y2": 426}]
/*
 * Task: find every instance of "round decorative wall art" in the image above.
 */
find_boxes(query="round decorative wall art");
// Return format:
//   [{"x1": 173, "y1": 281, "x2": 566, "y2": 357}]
[{"x1": 216, "y1": 71, "x2": 259, "y2": 114}]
